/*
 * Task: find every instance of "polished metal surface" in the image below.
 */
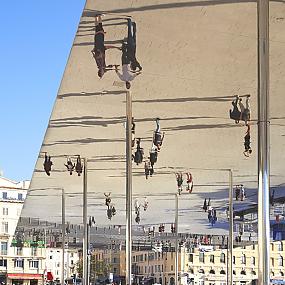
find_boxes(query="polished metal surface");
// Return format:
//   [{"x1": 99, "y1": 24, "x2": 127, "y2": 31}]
[
  {"x1": 126, "y1": 91, "x2": 133, "y2": 285},
  {"x1": 257, "y1": 0, "x2": 270, "y2": 283},
  {"x1": 18, "y1": 0, "x2": 285, "y2": 242}
]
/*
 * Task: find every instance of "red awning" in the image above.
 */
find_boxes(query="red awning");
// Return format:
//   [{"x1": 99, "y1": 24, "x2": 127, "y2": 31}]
[
  {"x1": 47, "y1": 272, "x2": 54, "y2": 281},
  {"x1": 7, "y1": 273, "x2": 43, "y2": 280}
]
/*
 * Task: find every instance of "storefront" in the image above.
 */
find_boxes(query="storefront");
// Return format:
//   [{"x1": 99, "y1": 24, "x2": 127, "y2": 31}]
[{"x1": 6, "y1": 273, "x2": 43, "y2": 285}]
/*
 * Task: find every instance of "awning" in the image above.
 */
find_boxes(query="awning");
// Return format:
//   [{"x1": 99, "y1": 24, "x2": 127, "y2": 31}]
[{"x1": 7, "y1": 273, "x2": 43, "y2": 280}]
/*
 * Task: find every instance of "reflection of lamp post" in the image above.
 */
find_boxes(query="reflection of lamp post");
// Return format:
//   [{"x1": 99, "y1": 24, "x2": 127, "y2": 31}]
[{"x1": 87, "y1": 216, "x2": 96, "y2": 285}]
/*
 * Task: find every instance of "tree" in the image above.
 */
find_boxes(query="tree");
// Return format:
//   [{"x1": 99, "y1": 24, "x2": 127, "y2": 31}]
[{"x1": 75, "y1": 256, "x2": 111, "y2": 280}]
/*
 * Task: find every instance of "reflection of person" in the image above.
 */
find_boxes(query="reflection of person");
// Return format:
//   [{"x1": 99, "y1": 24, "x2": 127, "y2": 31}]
[
  {"x1": 153, "y1": 118, "x2": 165, "y2": 151},
  {"x1": 126, "y1": 18, "x2": 142, "y2": 71},
  {"x1": 92, "y1": 15, "x2": 120, "y2": 78},
  {"x1": 229, "y1": 96, "x2": 241, "y2": 123},
  {"x1": 115, "y1": 43, "x2": 141, "y2": 89},
  {"x1": 243, "y1": 124, "x2": 252, "y2": 157},
  {"x1": 43, "y1": 153, "x2": 53, "y2": 176}
]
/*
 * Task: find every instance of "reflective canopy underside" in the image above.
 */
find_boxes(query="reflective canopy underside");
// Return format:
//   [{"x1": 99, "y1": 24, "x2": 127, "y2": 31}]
[{"x1": 21, "y1": 0, "x2": 285, "y2": 236}]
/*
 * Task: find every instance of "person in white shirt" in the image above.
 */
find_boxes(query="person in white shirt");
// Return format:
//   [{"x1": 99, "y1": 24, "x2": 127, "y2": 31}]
[{"x1": 115, "y1": 43, "x2": 141, "y2": 89}]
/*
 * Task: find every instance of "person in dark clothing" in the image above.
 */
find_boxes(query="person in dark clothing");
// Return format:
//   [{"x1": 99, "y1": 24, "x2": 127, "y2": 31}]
[
  {"x1": 235, "y1": 186, "x2": 240, "y2": 201},
  {"x1": 176, "y1": 172, "x2": 183, "y2": 194},
  {"x1": 133, "y1": 138, "x2": 144, "y2": 165},
  {"x1": 243, "y1": 124, "x2": 252, "y2": 157},
  {"x1": 75, "y1": 155, "x2": 83, "y2": 176},
  {"x1": 229, "y1": 95, "x2": 241, "y2": 123},
  {"x1": 131, "y1": 117, "x2": 136, "y2": 148},
  {"x1": 91, "y1": 15, "x2": 120, "y2": 78},
  {"x1": 125, "y1": 18, "x2": 142, "y2": 72},
  {"x1": 149, "y1": 145, "x2": 158, "y2": 168},
  {"x1": 153, "y1": 118, "x2": 165, "y2": 151},
  {"x1": 43, "y1": 153, "x2": 53, "y2": 176},
  {"x1": 144, "y1": 159, "x2": 151, "y2": 179},
  {"x1": 65, "y1": 158, "x2": 74, "y2": 175},
  {"x1": 203, "y1": 198, "x2": 207, "y2": 212}
]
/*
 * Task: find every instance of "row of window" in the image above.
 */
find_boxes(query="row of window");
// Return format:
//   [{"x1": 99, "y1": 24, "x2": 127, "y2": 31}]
[
  {"x1": 135, "y1": 264, "x2": 164, "y2": 274},
  {"x1": 192, "y1": 252, "x2": 283, "y2": 266},
  {"x1": 0, "y1": 259, "x2": 39, "y2": 269},
  {"x1": 133, "y1": 252, "x2": 169, "y2": 263},
  {"x1": 0, "y1": 243, "x2": 39, "y2": 256},
  {"x1": 1, "y1": 192, "x2": 24, "y2": 200}
]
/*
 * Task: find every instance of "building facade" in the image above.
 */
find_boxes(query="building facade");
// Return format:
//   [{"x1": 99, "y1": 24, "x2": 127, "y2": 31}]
[
  {"x1": 45, "y1": 248, "x2": 80, "y2": 283},
  {"x1": 0, "y1": 177, "x2": 46, "y2": 285},
  {"x1": 184, "y1": 241, "x2": 285, "y2": 285}
]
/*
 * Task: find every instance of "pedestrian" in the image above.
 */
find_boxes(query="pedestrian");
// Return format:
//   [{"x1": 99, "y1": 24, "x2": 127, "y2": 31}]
[
  {"x1": 203, "y1": 198, "x2": 207, "y2": 212},
  {"x1": 243, "y1": 124, "x2": 252, "y2": 157},
  {"x1": 115, "y1": 42, "x2": 141, "y2": 89},
  {"x1": 240, "y1": 95, "x2": 251, "y2": 125},
  {"x1": 229, "y1": 95, "x2": 241, "y2": 123},
  {"x1": 131, "y1": 117, "x2": 136, "y2": 148},
  {"x1": 43, "y1": 153, "x2": 52, "y2": 176},
  {"x1": 153, "y1": 118, "x2": 165, "y2": 151},
  {"x1": 144, "y1": 159, "x2": 151, "y2": 179},
  {"x1": 235, "y1": 186, "x2": 240, "y2": 200},
  {"x1": 149, "y1": 145, "x2": 158, "y2": 168},
  {"x1": 91, "y1": 14, "x2": 120, "y2": 78},
  {"x1": 125, "y1": 18, "x2": 142, "y2": 71},
  {"x1": 240, "y1": 185, "x2": 245, "y2": 201},
  {"x1": 64, "y1": 157, "x2": 75, "y2": 175},
  {"x1": 133, "y1": 138, "x2": 144, "y2": 165}
]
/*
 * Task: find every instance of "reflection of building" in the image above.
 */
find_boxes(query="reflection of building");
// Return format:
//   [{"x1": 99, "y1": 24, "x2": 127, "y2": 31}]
[
  {"x1": 45, "y1": 248, "x2": 79, "y2": 282},
  {"x1": 184, "y1": 241, "x2": 285, "y2": 285},
  {"x1": 92, "y1": 247, "x2": 180, "y2": 285},
  {"x1": 93, "y1": 240, "x2": 285, "y2": 285},
  {"x1": 0, "y1": 177, "x2": 46, "y2": 285}
]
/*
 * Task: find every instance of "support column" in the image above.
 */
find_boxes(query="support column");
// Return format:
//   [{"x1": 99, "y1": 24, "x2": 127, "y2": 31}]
[
  {"x1": 126, "y1": 91, "x2": 133, "y2": 285},
  {"x1": 175, "y1": 193, "x2": 179, "y2": 285},
  {"x1": 228, "y1": 170, "x2": 233, "y2": 285},
  {"x1": 83, "y1": 159, "x2": 88, "y2": 285},
  {"x1": 61, "y1": 189, "x2": 65, "y2": 285},
  {"x1": 257, "y1": 0, "x2": 270, "y2": 282}
]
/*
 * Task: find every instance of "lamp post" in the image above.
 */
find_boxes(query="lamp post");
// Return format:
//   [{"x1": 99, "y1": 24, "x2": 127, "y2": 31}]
[
  {"x1": 174, "y1": 193, "x2": 179, "y2": 285},
  {"x1": 82, "y1": 158, "x2": 88, "y2": 285},
  {"x1": 126, "y1": 90, "x2": 133, "y2": 285},
  {"x1": 61, "y1": 188, "x2": 66, "y2": 285}
]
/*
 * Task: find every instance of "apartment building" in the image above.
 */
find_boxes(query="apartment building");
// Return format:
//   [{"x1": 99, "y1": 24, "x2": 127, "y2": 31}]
[
  {"x1": 45, "y1": 248, "x2": 80, "y2": 282},
  {"x1": 0, "y1": 176, "x2": 46, "y2": 285}
]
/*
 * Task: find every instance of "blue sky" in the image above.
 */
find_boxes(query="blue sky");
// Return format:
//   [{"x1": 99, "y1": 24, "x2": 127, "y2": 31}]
[{"x1": 0, "y1": 1, "x2": 85, "y2": 181}]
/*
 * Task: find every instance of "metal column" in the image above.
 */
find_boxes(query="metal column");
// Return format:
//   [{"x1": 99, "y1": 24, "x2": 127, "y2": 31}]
[
  {"x1": 126, "y1": 91, "x2": 133, "y2": 285},
  {"x1": 228, "y1": 170, "x2": 233, "y2": 285},
  {"x1": 83, "y1": 159, "x2": 88, "y2": 285},
  {"x1": 175, "y1": 193, "x2": 179, "y2": 285},
  {"x1": 257, "y1": 0, "x2": 270, "y2": 282},
  {"x1": 61, "y1": 189, "x2": 65, "y2": 285}
]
